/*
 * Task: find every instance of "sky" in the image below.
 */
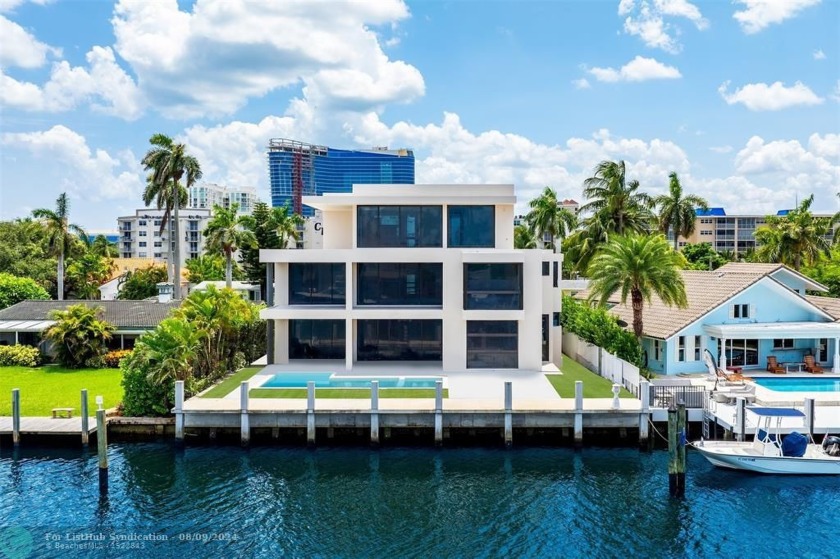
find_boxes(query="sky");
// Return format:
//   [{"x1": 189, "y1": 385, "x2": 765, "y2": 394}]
[{"x1": 0, "y1": 0, "x2": 838, "y2": 232}]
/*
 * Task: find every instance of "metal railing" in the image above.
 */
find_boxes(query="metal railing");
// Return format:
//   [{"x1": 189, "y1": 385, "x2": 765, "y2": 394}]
[{"x1": 649, "y1": 385, "x2": 707, "y2": 409}]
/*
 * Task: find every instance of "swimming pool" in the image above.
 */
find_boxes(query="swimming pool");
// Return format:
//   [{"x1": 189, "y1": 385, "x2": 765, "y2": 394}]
[
  {"x1": 754, "y1": 377, "x2": 840, "y2": 392},
  {"x1": 261, "y1": 372, "x2": 441, "y2": 389}
]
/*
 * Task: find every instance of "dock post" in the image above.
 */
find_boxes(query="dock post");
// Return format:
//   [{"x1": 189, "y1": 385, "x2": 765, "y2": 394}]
[
  {"x1": 504, "y1": 381, "x2": 513, "y2": 448},
  {"x1": 667, "y1": 401, "x2": 687, "y2": 498},
  {"x1": 240, "y1": 381, "x2": 250, "y2": 447},
  {"x1": 11, "y1": 388, "x2": 20, "y2": 447},
  {"x1": 434, "y1": 380, "x2": 443, "y2": 447},
  {"x1": 735, "y1": 397, "x2": 746, "y2": 442},
  {"x1": 639, "y1": 380, "x2": 650, "y2": 450},
  {"x1": 370, "y1": 381, "x2": 380, "y2": 448},
  {"x1": 95, "y1": 396, "x2": 108, "y2": 493},
  {"x1": 574, "y1": 381, "x2": 583, "y2": 449},
  {"x1": 804, "y1": 397, "x2": 815, "y2": 437},
  {"x1": 306, "y1": 381, "x2": 316, "y2": 448},
  {"x1": 174, "y1": 381, "x2": 184, "y2": 442},
  {"x1": 80, "y1": 389, "x2": 89, "y2": 446}
]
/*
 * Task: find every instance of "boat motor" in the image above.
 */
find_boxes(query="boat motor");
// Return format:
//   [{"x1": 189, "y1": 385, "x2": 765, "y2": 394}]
[{"x1": 823, "y1": 436, "x2": 840, "y2": 457}]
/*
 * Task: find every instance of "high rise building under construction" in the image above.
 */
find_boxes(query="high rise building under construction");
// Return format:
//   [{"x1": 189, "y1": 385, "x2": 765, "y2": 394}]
[{"x1": 267, "y1": 138, "x2": 415, "y2": 216}]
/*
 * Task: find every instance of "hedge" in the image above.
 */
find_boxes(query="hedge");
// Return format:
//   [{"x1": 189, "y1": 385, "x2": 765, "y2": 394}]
[
  {"x1": 0, "y1": 345, "x2": 42, "y2": 367},
  {"x1": 560, "y1": 295, "x2": 643, "y2": 367}
]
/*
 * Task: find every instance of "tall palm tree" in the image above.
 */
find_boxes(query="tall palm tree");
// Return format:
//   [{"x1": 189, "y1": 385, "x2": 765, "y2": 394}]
[
  {"x1": 203, "y1": 204, "x2": 257, "y2": 287},
  {"x1": 32, "y1": 193, "x2": 88, "y2": 300},
  {"x1": 141, "y1": 134, "x2": 202, "y2": 299},
  {"x1": 271, "y1": 203, "x2": 305, "y2": 248},
  {"x1": 653, "y1": 172, "x2": 709, "y2": 250},
  {"x1": 514, "y1": 224, "x2": 538, "y2": 249},
  {"x1": 524, "y1": 186, "x2": 577, "y2": 251},
  {"x1": 89, "y1": 234, "x2": 118, "y2": 258},
  {"x1": 755, "y1": 195, "x2": 836, "y2": 270},
  {"x1": 142, "y1": 174, "x2": 187, "y2": 280},
  {"x1": 587, "y1": 235, "x2": 687, "y2": 338},
  {"x1": 580, "y1": 160, "x2": 655, "y2": 236}
]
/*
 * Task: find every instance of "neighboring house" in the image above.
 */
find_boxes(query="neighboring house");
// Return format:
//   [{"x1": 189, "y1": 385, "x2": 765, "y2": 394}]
[
  {"x1": 191, "y1": 281, "x2": 262, "y2": 301},
  {"x1": 99, "y1": 257, "x2": 162, "y2": 300},
  {"x1": 0, "y1": 300, "x2": 180, "y2": 352},
  {"x1": 578, "y1": 263, "x2": 840, "y2": 375},
  {"x1": 260, "y1": 184, "x2": 563, "y2": 371}
]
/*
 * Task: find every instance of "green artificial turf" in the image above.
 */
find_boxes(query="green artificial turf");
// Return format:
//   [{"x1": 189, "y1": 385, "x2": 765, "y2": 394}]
[
  {"x1": 547, "y1": 357, "x2": 634, "y2": 398},
  {"x1": 201, "y1": 366, "x2": 263, "y2": 398}
]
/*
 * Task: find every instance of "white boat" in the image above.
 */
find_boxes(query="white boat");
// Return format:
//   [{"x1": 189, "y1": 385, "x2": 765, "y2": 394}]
[{"x1": 691, "y1": 407, "x2": 840, "y2": 475}]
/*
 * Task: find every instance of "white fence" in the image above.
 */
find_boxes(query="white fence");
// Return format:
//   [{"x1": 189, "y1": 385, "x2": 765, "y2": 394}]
[{"x1": 562, "y1": 332, "x2": 641, "y2": 396}]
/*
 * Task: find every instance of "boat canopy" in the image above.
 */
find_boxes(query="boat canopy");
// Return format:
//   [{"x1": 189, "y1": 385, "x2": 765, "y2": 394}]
[{"x1": 748, "y1": 407, "x2": 805, "y2": 417}]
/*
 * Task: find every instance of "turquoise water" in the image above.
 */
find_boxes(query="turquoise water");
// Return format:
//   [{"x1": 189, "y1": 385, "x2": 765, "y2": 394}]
[
  {"x1": 1, "y1": 444, "x2": 839, "y2": 558},
  {"x1": 261, "y1": 372, "x2": 440, "y2": 389},
  {"x1": 755, "y1": 377, "x2": 840, "y2": 392}
]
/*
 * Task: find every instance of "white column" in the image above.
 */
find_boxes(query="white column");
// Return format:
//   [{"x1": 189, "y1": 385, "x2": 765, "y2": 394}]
[
  {"x1": 833, "y1": 337, "x2": 839, "y2": 374},
  {"x1": 719, "y1": 338, "x2": 727, "y2": 371}
]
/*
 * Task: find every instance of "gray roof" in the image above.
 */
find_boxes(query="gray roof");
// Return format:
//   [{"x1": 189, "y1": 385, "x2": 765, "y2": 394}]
[{"x1": 0, "y1": 300, "x2": 179, "y2": 329}]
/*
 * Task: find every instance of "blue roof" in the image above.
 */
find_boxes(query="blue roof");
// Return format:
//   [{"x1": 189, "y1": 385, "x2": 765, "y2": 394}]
[
  {"x1": 776, "y1": 209, "x2": 792, "y2": 216},
  {"x1": 748, "y1": 407, "x2": 805, "y2": 417},
  {"x1": 696, "y1": 207, "x2": 726, "y2": 216}
]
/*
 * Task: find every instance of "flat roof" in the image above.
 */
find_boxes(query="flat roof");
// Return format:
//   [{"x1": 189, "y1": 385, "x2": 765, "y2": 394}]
[
  {"x1": 304, "y1": 184, "x2": 517, "y2": 210},
  {"x1": 703, "y1": 321, "x2": 840, "y2": 339}
]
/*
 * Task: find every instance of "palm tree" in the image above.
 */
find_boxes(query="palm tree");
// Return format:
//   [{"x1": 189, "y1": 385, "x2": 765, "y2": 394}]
[
  {"x1": 185, "y1": 255, "x2": 227, "y2": 283},
  {"x1": 580, "y1": 160, "x2": 655, "y2": 236},
  {"x1": 653, "y1": 172, "x2": 709, "y2": 250},
  {"x1": 142, "y1": 174, "x2": 187, "y2": 279},
  {"x1": 32, "y1": 193, "x2": 88, "y2": 300},
  {"x1": 203, "y1": 204, "x2": 257, "y2": 287},
  {"x1": 755, "y1": 195, "x2": 836, "y2": 270},
  {"x1": 43, "y1": 304, "x2": 114, "y2": 367},
  {"x1": 524, "y1": 187, "x2": 577, "y2": 251},
  {"x1": 271, "y1": 203, "x2": 305, "y2": 248},
  {"x1": 89, "y1": 234, "x2": 118, "y2": 258},
  {"x1": 587, "y1": 235, "x2": 687, "y2": 338},
  {"x1": 138, "y1": 317, "x2": 206, "y2": 386},
  {"x1": 514, "y1": 224, "x2": 538, "y2": 249},
  {"x1": 66, "y1": 253, "x2": 116, "y2": 299},
  {"x1": 141, "y1": 134, "x2": 202, "y2": 299}
]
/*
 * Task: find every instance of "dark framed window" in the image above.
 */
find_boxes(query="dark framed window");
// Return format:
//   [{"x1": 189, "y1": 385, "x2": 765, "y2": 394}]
[
  {"x1": 357, "y1": 205, "x2": 442, "y2": 248},
  {"x1": 448, "y1": 206, "x2": 495, "y2": 247},
  {"x1": 553, "y1": 312, "x2": 560, "y2": 327},
  {"x1": 464, "y1": 263, "x2": 523, "y2": 310},
  {"x1": 289, "y1": 263, "x2": 345, "y2": 305},
  {"x1": 357, "y1": 320, "x2": 442, "y2": 361},
  {"x1": 467, "y1": 321, "x2": 518, "y2": 368},
  {"x1": 542, "y1": 262, "x2": 550, "y2": 276},
  {"x1": 357, "y1": 263, "x2": 442, "y2": 306},
  {"x1": 290, "y1": 320, "x2": 345, "y2": 359},
  {"x1": 553, "y1": 262, "x2": 559, "y2": 288}
]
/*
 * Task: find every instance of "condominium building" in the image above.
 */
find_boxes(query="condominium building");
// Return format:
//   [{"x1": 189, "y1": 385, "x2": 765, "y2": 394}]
[
  {"x1": 188, "y1": 183, "x2": 259, "y2": 214},
  {"x1": 267, "y1": 138, "x2": 415, "y2": 216},
  {"x1": 116, "y1": 208, "x2": 211, "y2": 267},
  {"x1": 260, "y1": 184, "x2": 563, "y2": 372}
]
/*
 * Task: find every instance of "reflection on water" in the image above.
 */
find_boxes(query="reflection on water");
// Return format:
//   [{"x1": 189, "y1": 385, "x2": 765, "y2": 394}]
[{"x1": 0, "y1": 444, "x2": 838, "y2": 558}]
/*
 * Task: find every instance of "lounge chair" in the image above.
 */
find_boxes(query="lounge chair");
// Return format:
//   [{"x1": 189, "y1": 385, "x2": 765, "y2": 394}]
[
  {"x1": 766, "y1": 356, "x2": 785, "y2": 374},
  {"x1": 804, "y1": 355, "x2": 824, "y2": 374}
]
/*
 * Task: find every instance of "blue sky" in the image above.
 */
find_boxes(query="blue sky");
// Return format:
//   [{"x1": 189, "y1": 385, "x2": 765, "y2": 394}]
[{"x1": 0, "y1": 0, "x2": 838, "y2": 232}]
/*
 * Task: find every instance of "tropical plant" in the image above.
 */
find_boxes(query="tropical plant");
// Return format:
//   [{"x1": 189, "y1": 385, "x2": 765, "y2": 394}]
[
  {"x1": 514, "y1": 224, "x2": 538, "y2": 249},
  {"x1": 185, "y1": 255, "x2": 235, "y2": 284},
  {"x1": 524, "y1": 187, "x2": 577, "y2": 251},
  {"x1": 203, "y1": 203, "x2": 257, "y2": 287},
  {"x1": 587, "y1": 235, "x2": 687, "y2": 338},
  {"x1": 0, "y1": 272, "x2": 50, "y2": 309},
  {"x1": 560, "y1": 296, "x2": 643, "y2": 366},
  {"x1": 66, "y1": 253, "x2": 116, "y2": 299},
  {"x1": 117, "y1": 264, "x2": 168, "y2": 300},
  {"x1": 89, "y1": 234, "x2": 118, "y2": 258},
  {"x1": 32, "y1": 193, "x2": 88, "y2": 300},
  {"x1": 272, "y1": 202, "x2": 305, "y2": 249},
  {"x1": 754, "y1": 195, "x2": 837, "y2": 270},
  {"x1": 103, "y1": 349, "x2": 133, "y2": 368},
  {"x1": 681, "y1": 243, "x2": 729, "y2": 271},
  {"x1": 136, "y1": 317, "x2": 206, "y2": 386},
  {"x1": 42, "y1": 304, "x2": 114, "y2": 368},
  {"x1": 0, "y1": 219, "x2": 58, "y2": 295},
  {"x1": 0, "y1": 345, "x2": 41, "y2": 367},
  {"x1": 141, "y1": 134, "x2": 202, "y2": 299},
  {"x1": 120, "y1": 347, "x2": 176, "y2": 417},
  {"x1": 240, "y1": 201, "x2": 275, "y2": 291},
  {"x1": 579, "y1": 160, "x2": 655, "y2": 236},
  {"x1": 653, "y1": 172, "x2": 709, "y2": 250}
]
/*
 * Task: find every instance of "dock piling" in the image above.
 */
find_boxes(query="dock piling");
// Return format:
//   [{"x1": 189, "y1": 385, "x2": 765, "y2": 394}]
[
  {"x1": 174, "y1": 381, "x2": 184, "y2": 442},
  {"x1": 504, "y1": 382, "x2": 513, "y2": 448},
  {"x1": 11, "y1": 388, "x2": 20, "y2": 447},
  {"x1": 573, "y1": 381, "x2": 583, "y2": 448},
  {"x1": 80, "y1": 389, "x2": 89, "y2": 446},
  {"x1": 804, "y1": 397, "x2": 815, "y2": 437},
  {"x1": 370, "y1": 380, "x2": 380, "y2": 448},
  {"x1": 735, "y1": 397, "x2": 746, "y2": 442},
  {"x1": 639, "y1": 380, "x2": 650, "y2": 450},
  {"x1": 306, "y1": 381, "x2": 316, "y2": 447},
  {"x1": 95, "y1": 396, "x2": 108, "y2": 493},
  {"x1": 667, "y1": 401, "x2": 686, "y2": 497},
  {"x1": 434, "y1": 380, "x2": 443, "y2": 447},
  {"x1": 240, "y1": 381, "x2": 250, "y2": 447}
]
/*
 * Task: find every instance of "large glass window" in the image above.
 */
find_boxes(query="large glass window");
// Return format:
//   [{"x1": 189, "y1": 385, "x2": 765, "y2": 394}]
[
  {"x1": 467, "y1": 321, "x2": 518, "y2": 368},
  {"x1": 357, "y1": 205, "x2": 442, "y2": 248},
  {"x1": 289, "y1": 320, "x2": 345, "y2": 359},
  {"x1": 357, "y1": 320, "x2": 442, "y2": 361},
  {"x1": 464, "y1": 263, "x2": 523, "y2": 310},
  {"x1": 448, "y1": 206, "x2": 495, "y2": 247},
  {"x1": 357, "y1": 263, "x2": 442, "y2": 306},
  {"x1": 725, "y1": 339, "x2": 758, "y2": 367},
  {"x1": 289, "y1": 263, "x2": 345, "y2": 305}
]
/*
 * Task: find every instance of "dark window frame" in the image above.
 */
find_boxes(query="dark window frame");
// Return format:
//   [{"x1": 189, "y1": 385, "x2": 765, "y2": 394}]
[
  {"x1": 357, "y1": 263, "x2": 443, "y2": 306},
  {"x1": 357, "y1": 319, "x2": 443, "y2": 361},
  {"x1": 357, "y1": 205, "x2": 442, "y2": 248},
  {"x1": 467, "y1": 320, "x2": 518, "y2": 368},
  {"x1": 289, "y1": 263, "x2": 346, "y2": 305},
  {"x1": 542, "y1": 262, "x2": 550, "y2": 276},
  {"x1": 463, "y1": 263, "x2": 523, "y2": 310},
  {"x1": 447, "y1": 205, "x2": 495, "y2": 248},
  {"x1": 289, "y1": 319, "x2": 346, "y2": 360}
]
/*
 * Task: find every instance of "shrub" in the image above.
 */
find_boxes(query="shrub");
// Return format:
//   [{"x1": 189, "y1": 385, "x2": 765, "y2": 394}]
[
  {"x1": 561, "y1": 295, "x2": 643, "y2": 367},
  {"x1": 0, "y1": 345, "x2": 41, "y2": 367},
  {"x1": 103, "y1": 349, "x2": 132, "y2": 368},
  {"x1": 42, "y1": 304, "x2": 114, "y2": 368},
  {"x1": 0, "y1": 272, "x2": 50, "y2": 310},
  {"x1": 120, "y1": 348, "x2": 175, "y2": 417}
]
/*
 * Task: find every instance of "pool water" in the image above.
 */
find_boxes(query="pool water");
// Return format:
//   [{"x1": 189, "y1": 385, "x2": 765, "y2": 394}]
[
  {"x1": 755, "y1": 377, "x2": 840, "y2": 392},
  {"x1": 261, "y1": 372, "x2": 440, "y2": 389}
]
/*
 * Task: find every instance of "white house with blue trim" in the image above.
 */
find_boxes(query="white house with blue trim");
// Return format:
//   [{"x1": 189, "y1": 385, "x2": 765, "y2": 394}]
[{"x1": 583, "y1": 263, "x2": 840, "y2": 376}]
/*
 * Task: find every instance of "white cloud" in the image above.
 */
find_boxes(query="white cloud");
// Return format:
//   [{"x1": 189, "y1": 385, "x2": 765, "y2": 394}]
[
  {"x1": 0, "y1": 0, "x2": 51, "y2": 14},
  {"x1": 733, "y1": 0, "x2": 821, "y2": 34},
  {"x1": 831, "y1": 80, "x2": 840, "y2": 102},
  {"x1": 709, "y1": 145, "x2": 733, "y2": 153},
  {"x1": 718, "y1": 80, "x2": 823, "y2": 111},
  {"x1": 813, "y1": 49, "x2": 826, "y2": 60},
  {"x1": 0, "y1": 125, "x2": 144, "y2": 200},
  {"x1": 620, "y1": 0, "x2": 708, "y2": 53},
  {"x1": 588, "y1": 56, "x2": 681, "y2": 83},
  {"x1": 572, "y1": 78, "x2": 591, "y2": 90},
  {"x1": 111, "y1": 0, "x2": 423, "y2": 118},
  {"x1": 0, "y1": 14, "x2": 60, "y2": 68}
]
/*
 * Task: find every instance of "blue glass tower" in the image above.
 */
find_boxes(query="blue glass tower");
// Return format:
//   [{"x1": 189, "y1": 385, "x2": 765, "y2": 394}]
[{"x1": 268, "y1": 139, "x2": 415, "y2": 216}]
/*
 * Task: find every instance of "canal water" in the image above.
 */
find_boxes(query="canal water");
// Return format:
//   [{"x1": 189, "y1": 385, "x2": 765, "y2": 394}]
[{"x1": 1, "y1": 444, "x2": 837, "y2": 558}]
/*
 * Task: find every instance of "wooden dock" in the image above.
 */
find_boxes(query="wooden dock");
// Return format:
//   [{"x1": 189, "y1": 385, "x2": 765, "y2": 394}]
[{"x1": 0, "y1": 416, "x2": 97, "y2": 436}]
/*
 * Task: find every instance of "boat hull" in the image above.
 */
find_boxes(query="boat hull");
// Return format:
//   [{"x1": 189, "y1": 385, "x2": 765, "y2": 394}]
[{"x1": 690, "y1": 442, "x2": 840, "y2": 475}]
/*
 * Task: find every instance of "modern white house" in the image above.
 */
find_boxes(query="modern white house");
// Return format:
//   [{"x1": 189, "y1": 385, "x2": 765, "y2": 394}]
[{"x1": 259, "y1": 184, "x2": 562, "y2": 372}]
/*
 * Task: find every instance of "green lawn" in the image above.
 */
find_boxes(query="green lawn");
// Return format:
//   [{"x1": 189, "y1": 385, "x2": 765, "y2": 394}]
[
  {"x1": 250, "y1": 388, "x2": 449, "y2": 399},
  {"x1": 547, "y1": 357, "x2": 634, "y2": 398},
  {"x1": 0, "y1": 365, "x2": 123, "y2": 416},
  {"x1": 201, "y1": 366, "x2": 263, "y2": 398}
]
